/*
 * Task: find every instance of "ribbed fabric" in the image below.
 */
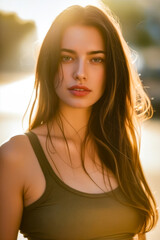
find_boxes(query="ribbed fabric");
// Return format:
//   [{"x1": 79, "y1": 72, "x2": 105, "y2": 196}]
[{"x1": 20, "y1": 131, "x2": 143, "y2": 240}]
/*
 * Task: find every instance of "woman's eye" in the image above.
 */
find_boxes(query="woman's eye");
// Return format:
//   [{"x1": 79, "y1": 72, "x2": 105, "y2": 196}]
[
  {"x1": 61, "y1": 55, "x2": 73, "y2": 62},
  {"x1": 90, "y1": 57, "x2": 105, "y2": 63}
]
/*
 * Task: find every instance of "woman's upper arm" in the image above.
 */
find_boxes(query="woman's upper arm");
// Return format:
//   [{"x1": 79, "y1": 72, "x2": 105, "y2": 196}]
[{"x1": 0, "y1": 137, "x2": 25, "y2": 240}]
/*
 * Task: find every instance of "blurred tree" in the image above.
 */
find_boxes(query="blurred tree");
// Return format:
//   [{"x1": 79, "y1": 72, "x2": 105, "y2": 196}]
[
  {"x1": 0, "y1": 12, "x2": 37, "y2": 72},
  {"x1": 101, "y1": 0, "x2": 160, "y2": 47},
  {"x1": 102, "y1": 0, "x2": 160, "y2": 118}
]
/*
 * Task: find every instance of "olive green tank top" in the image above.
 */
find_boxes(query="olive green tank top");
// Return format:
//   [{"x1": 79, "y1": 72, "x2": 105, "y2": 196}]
[{"x1": 20, "y1": 131, "x2": 143, "y2": 240}]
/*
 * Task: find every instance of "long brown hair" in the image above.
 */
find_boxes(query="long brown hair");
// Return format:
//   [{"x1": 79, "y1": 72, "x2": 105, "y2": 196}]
[{"x1": 27, "y1": 5, "x2": 158, "y2": 233}]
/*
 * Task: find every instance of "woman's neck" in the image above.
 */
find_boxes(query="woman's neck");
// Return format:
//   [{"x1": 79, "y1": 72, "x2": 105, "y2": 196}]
[{"x1": 52, "y1": 105, "x2": 92, "y2": 142}]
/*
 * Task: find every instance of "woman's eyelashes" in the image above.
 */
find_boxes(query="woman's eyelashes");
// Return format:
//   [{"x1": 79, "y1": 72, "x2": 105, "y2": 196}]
[
  {"x1": 60, "y1": 55, "x2": 105, "y2": 64},
  {"x1": 90, "y1": 57, "x2": 105, "y2": 63},
  {"x1": 61, "y1": 55, "x2": 74, "y2": 63}
]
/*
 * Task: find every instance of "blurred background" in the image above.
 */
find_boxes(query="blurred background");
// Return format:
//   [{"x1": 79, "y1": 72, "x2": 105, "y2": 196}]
[{"x1": 0, "y1": 0, "x2": 159, "y2": 239}]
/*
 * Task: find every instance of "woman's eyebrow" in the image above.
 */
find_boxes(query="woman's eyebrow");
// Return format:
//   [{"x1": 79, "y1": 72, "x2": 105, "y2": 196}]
[
  {"x1": 61, "y1": 48, "x2": 106, "y2": 55},
  {"x1": 61, "y1": 48, "x2": 75, "y2": 54},
  {"x1": 87, "y1": 50, "x2": 106, "y2": 55}
]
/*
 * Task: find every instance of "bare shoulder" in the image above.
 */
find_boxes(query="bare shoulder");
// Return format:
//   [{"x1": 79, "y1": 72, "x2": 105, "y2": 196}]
[
  {"x1": 0, "y1": 134, "x2": 30, "y2": 170},
  {"x1": 1, "y1": 133, "x2": 28, "y2": 147},
  {"x1": 0, "y1": 134, "x2": 30, "y2": 239}
]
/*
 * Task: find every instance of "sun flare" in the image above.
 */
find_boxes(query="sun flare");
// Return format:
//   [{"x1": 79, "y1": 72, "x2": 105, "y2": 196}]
[{"x1": 36, "y1": 0, "x2": 101, "y2": 41}]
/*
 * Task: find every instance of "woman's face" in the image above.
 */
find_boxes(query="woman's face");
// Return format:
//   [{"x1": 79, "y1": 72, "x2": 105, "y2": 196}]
[{"x1": 55, "y1": 25, "x2": 106, "y2": 110}]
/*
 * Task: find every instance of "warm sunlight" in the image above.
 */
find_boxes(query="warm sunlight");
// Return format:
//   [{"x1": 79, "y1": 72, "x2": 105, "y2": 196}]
[
  {"x1": 35, "y1": 0, "x2": 101, "y2": 41},
  {"x1": 36, "y1": 0, "x2": 100, "y2": 41},
  {"x1": 0, "y1": 75, "x2": 34, "y2": 114},
  {"x1": 0, "y1": 1, "x2": 159, "y2": 239},
  {"x1": 0, "y1": 0, "x2": 100, "y2": 41}
]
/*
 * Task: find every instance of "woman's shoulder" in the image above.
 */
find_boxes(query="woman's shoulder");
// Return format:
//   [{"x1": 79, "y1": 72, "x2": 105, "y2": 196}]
[
  {"x1": 0, "y1": 134, "x2": 30, "y2": 168},
  {"x1": 1, "y1": 133, "x2": 28, "y2": 152}
]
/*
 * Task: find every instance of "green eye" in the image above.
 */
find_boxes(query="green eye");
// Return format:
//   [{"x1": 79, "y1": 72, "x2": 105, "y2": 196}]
[
  {"x1": 91, "y1": 57, "x2": 104, "y2": 63},
  {"x1": 61, "y1": 55, "x2": 73, "y2": 62}
]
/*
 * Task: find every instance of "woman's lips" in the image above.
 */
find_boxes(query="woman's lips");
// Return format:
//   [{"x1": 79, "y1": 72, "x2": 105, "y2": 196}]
[{"x1": 68, "y1": 85, "x2": 91, "y2": 96}]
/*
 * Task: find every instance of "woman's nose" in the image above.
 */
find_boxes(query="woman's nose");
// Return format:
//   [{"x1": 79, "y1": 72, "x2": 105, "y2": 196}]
[{"x1": 73, "y1": 58, "x2": 87, "y2": 82}]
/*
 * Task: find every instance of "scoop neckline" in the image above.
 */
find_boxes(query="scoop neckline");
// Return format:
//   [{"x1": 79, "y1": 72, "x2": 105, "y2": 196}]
[{"x1": 30, "y1": 131, "x2": 120, "y2": 198}]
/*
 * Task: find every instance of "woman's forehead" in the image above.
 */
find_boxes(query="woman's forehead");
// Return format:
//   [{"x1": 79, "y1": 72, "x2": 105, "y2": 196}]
[{"x1": 61, "y1": 25, "x2": 105, "y2": 52}]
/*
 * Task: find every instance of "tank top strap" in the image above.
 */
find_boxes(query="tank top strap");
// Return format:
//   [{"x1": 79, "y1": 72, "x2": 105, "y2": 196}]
[{"x1": 25, "y1": 131, "x2": 52, "y2": 179}]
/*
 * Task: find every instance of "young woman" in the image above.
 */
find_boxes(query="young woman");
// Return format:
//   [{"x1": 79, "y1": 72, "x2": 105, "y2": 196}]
[{"x1": 0, "y1": 5, "x2": 158, "y2": 240}]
